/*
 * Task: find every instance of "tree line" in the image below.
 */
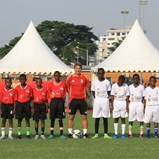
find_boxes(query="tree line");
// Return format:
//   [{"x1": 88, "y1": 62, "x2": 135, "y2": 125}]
[{"x1": 0, "y1": 20, "x2": 98, "y2": 65}]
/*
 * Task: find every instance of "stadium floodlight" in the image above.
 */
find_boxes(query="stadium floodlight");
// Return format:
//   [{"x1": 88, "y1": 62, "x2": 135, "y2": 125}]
[
  {"x1": 139, "y1": 0, "x2": 148, "y2": 5},
  {"x1": 121, "y1": 11, "x2": 129, "y2": 35},
  {"x1": 139, "y1": 0, "x2": 149, "y2": 28}
]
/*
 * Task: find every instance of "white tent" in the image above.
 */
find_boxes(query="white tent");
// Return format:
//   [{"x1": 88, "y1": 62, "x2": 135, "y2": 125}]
[
  {"x1": 92, "y1": 20, "x2": 159, "y2": 72},
  {"x1": 0, "y1": 21, "x2": 72, "y2": 75}
]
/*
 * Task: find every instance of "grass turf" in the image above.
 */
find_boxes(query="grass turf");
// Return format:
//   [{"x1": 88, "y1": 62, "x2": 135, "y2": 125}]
[{"x1": 0, "y1": 114, "x2": 159, "y2": 159}]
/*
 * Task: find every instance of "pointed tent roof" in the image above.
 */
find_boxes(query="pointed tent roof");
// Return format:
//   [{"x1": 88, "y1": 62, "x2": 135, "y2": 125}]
[
  {"x1": 0, "y1": 21, "x2": 72, "y2": 75},
  {"x1": 92, "y1": 20, "x2": 159, "y2": 72}
]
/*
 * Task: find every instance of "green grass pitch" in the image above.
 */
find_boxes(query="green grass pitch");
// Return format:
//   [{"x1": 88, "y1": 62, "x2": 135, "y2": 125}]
[{"x1": 0, "y1": 113, "x2": 159, "y2": 159}]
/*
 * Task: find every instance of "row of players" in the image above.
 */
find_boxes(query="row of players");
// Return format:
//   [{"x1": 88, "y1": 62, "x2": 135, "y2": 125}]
[
  {"x1": 0, "y1": 63, "x2": 90, "y2": 140},
  {"x1": 0, "y1": 63, "x2": 158, "y2": 139},
  {"x1": 92, "y1": 69, "x2": 157, "y2": 139}
]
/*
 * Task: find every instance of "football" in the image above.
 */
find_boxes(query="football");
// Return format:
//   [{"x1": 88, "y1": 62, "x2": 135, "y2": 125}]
[{"x1": 72, "y1": 130, "x2": 82, "y2": 139}]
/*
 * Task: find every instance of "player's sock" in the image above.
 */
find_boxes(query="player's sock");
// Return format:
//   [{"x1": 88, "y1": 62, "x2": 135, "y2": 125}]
[
  {"x1": 59, "y1": 120, "x2": 63, "y2": 135},
  {"x1": 154, "y1": 126, "x2": 158, "y2": 137},
  {"x1": 35, "y1": 128, "x2": 38, "y2": 135},
  {"x1": 128, "y1": 124, "x2": 132, "y2": 135},
  {"x1": 41, "y1": 127, "x2": 45, "y2": 135},
  {"x1": 8, "y1": 128, "x2": 13, "y2": 137},
  {"x1": 122, "y1": 124, "x2": 126, "y2": 135},
  {"x1": 95, "y1": 118, "x2": 100, "y2": 134},
  {"x1": 50, "y1": 119, "x2": 55, "y2": 135},
  {"x1": 114, "y1": 123, "x2": 118, "y2": 135},
  {"x1": 68, "y1": 128, "x2": 73, "y2": 134},
  {"x1": 17, "y1": 127, "x2": 21, "y2": 136},
  {"x1": 83, "y1": 129, "x2": 88, "y2": 135},
  {"x1": 26, "y1": 127, "x2": 30, "y2": 136},
  {"x1": 140, "y1": 125, "x2": 144, "y2": 136},
  {"x1": 103, "y1": 118, "x2": 108, "y2": 134},
  {"x1": 146, "y1": 126, "x2": 150, "y2": 137},
  {"x1": 1, "y1": 127, "x2": 5, "y2": 137}
]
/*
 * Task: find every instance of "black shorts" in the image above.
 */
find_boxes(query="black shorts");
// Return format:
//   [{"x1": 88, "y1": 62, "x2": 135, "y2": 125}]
[
  {"x1": 69, "y1": 98, "x2": 88, "y2": 115},
  {"x1": 33, "y1": 103, "x2": 47, "y2": 121},
  {"x1": 50, "y1": 98, "x2": 65, "y2": 119},
  {"x1": 1, "y1": 103, "x2": 14, "y2": 119},
  {"x1": 15, "y1": 101, "x2": 31, "y2": 120}
]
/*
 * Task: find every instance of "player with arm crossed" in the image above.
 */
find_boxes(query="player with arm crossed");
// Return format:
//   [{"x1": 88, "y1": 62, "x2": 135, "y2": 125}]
[
  {"x1": 0, "y1": 78, "x2": 17, "y2": 139},
  {"x1": 91, "y1": 68, "x2": 112, "y2": 139},
  {"x1": 15, "y1": 74, "x2": 33, "y2": 139},
  {"x1": 48, "y1": 71, "x2": 67, "y2": 139},
  {"x1": 111, "y1": 75, "x2": 129, "y2": 139},
  {"x1": 144, "y1": 76, "x2": 159, "y2": 138},
  {"x1": 33, "y1": 78, "x2": 48, "y2": 139},
  {"x1": 128, "y1": 74, "x2": 145, "y2": 138}
]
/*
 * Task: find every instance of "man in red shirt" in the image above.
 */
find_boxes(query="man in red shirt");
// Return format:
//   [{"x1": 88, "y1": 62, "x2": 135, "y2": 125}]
[
  {"x1": 0, "y1": 78, "x2": 17, "y2": 139},
  {"x1": 67, "y1": 63, "x2": 90, "y2": 139},
  {"x1": 15, "y1": 74, "x2": 33, "y2": 139},
  {"x1": 33, "y1": 78, "x2": 48, "y2": 140},
  {"x1": 48, "y1": 71, "x2": 67, "y2": 139}
]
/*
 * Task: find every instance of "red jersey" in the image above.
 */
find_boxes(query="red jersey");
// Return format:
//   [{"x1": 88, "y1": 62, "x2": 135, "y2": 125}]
[
  {"x1": 66, "y1": 74, "x2": 90, "y2": 99},
  {"x1": 48, "y1": 81, "x2": 67, "y2": 99},
  {"x1": 0, "y1": 88, "x2": 17, "y2": 104},
  {"x1": 33, "y1": 87, "x2": 48, "y2": 104},
  {"x1": 15, "y1": 84, "x2": 33, "y2": 103}
]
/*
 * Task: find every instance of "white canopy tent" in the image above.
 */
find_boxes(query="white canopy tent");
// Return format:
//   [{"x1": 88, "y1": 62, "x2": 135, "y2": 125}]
[
  {"x1": 0, "y1": 21, "x2": 72, "y2": 75},
  {"x1": 92, "y1": 20, "x2": 159, "y2": 72}
]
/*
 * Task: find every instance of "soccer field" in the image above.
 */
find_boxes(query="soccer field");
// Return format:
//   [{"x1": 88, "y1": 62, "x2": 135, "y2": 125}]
[{"x1": 0, "y1": 114, "x2": 159, "y2": 159}]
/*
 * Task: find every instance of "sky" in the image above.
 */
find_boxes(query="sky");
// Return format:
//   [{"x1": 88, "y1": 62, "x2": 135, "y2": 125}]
[{"x1": 0, "y1": 0, "x2": 159, "y2": 49}]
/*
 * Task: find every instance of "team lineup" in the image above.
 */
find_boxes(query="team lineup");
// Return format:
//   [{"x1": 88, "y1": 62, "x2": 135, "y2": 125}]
[{"x1": 0, "y1": 63, "x2": 158, "y2": 140}]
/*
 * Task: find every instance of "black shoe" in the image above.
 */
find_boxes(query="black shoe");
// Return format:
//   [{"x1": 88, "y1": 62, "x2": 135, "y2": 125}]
[
  {"x1": 16, "y1": 135, "x2": 22, "y2": 139},
  {"x1": 68, "y1": 133, "x2": 73, "y2": 138},
  {"x1": 83, "y1": 133, "x2": 88, "y2": 139},
  {"x1": 26, "y1": 135, "x2": 31, "y2": 138}
]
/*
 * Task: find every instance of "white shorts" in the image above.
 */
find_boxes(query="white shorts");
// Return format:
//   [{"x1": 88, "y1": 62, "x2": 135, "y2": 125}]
[
  {"x1": 113, "y1": 100, "x2": 128, "y2": 118},
  {"x1": 144, "y1": 105, "x2": 159, "y2": 123},
  {"x1": 129, "y1": 102, "x2": 144, "y2": 122},
  {"x1": 92, "y1": 97, "x2": 110, "y2": 118}
]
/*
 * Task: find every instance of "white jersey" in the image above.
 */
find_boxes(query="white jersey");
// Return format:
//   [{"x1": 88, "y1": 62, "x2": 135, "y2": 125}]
[
  {"x1": 111, "y1": 83, "x2": 129, "y2": 101},
  {"x1": 144, "y1": 86, "x2": 159, "y2": 106},
  {"x1": 129, "y1": 84, "x2": 145, "y2": 102},
  {"x1": 91, "y1": 78, "x2": 111, "y2": 98}
]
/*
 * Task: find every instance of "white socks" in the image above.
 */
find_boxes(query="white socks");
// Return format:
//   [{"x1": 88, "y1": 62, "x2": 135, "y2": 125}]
[
  {"x1": 9, "y1": 128, "x2": 13, "y2": 137},
  {"x1": 122, "y1": 124, "x2": 126, "y2": 135},
  {"x1": 83, "y1": 129, "x2": 88, "y2": 135},
  {"x1": 68, "y1": 128, "x2": 73, "y2": 134},
  {"x1": 114, "y1": 123, "x2": 118, "y2": 135},
  {"x1": 114, "y1": 123, "x2": 126, "y2": 135},
  {"x1": 1, "y1": 127, "x2": 13, "y2": 137},
  {"x1": 1, "y1": 127, "x2": 5, "y2": 137}
]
